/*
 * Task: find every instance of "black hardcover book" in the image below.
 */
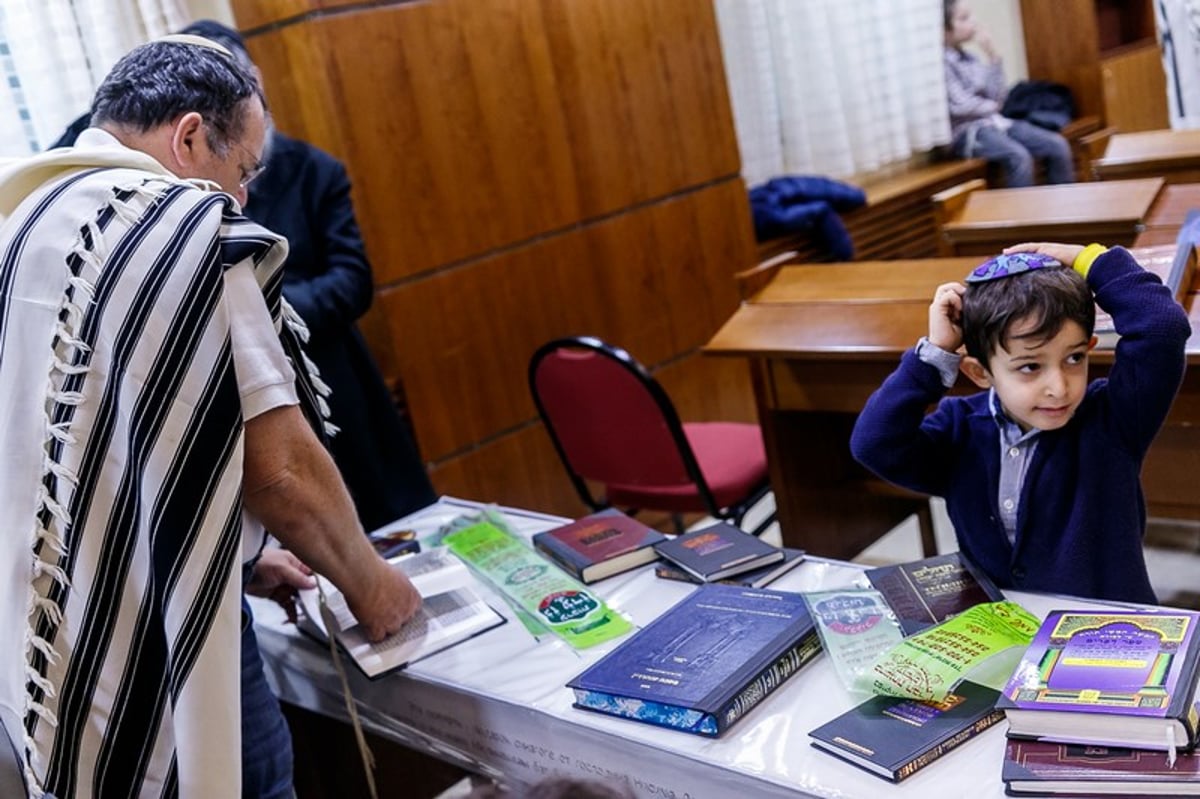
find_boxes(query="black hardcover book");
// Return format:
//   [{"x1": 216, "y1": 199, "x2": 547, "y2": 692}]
[
  {"x1": 654, "y1": 547, "x2": 804, "y2": 588},
  {"x1": 864, "y1": 552, "x2": 1004, "y2": 636},
  {"x1": 653, "y1": 522, "x2": 784, "y2": 582},
  {"x1": 809, "y1": 680, "x2": 1004, "y2": 782}
]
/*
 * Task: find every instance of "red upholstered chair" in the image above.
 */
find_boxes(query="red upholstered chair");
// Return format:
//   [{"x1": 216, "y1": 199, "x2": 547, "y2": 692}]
[{"x1": 529, "y1": 336, "x2": 774, "y2": 535}]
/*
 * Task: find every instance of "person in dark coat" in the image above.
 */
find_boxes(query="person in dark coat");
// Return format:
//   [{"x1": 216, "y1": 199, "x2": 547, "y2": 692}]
[{"x1": 248, "y1": 130, "x2": 436, "y2": 530}]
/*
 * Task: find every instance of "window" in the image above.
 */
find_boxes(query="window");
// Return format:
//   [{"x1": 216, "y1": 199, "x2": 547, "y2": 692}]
[
  {"x1": 714, "y1": 0, "x2": 952, "y2": 185},
  {"x1": 0, "y1": 0, "x2": 187, "y2": 156}
]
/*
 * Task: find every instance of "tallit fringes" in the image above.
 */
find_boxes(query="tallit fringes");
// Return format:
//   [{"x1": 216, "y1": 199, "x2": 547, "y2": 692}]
[
  {"x1": 280, "y1": 298, "x2": 312, "y2": 344},
  {"x1": 26, "y1": 633, "x2": 60, "y2": 667},
  {"x1": 23, "y1": 666, "x2": 55, "y2": 698},
  {"x1": 21, "y1": 740, "x2": 42, "y2": 799},
  {"x1": 301, "y1": 352, "x2": 332, "y2": 396},
  {"x1": 106, "y1": 197, "x2": 143, "y2": 226},
  {"x1": 280, "y1": 297, "x2": 340, "y2": 438},
  {"x1": 29, "y1": 596, "x2": 63, "y2": 626}
]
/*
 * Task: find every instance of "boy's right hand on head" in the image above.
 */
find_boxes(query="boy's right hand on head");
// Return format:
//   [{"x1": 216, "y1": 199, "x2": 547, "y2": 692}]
[{"x1": 929, "y1": 282, "x2": 966, "y2": 353}]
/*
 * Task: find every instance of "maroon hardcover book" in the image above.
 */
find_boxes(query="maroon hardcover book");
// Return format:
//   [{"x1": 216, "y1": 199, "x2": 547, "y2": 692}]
[
  {"x1": 864, "y1": 552, "x2": 1003, "y2": 636},
  {"x1": 1002, "y1": 736, "x2": 1200, "y2": 796},
  {"x1": 532, "y1": 508, "x2": 666, "y2": 583}
]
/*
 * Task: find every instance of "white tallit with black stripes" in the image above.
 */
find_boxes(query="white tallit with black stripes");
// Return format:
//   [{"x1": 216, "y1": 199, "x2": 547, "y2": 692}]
[{"x1": 0, "y1": 135, "x2": 319, "y2": 798}]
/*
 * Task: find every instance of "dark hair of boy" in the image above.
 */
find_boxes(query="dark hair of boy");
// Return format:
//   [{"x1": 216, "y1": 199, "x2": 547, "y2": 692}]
[{"x1": 961, "y1": 267, "x2": 1095, "y2": 369}]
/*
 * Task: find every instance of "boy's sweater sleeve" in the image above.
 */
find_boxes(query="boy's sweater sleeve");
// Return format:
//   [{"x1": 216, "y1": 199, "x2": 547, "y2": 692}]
[
  {"x1": 850, "y1": 349, "x2": 958, "y2": 496},
  {"x1": 1092, "y1": 247, "x2": 1192, "y2": 454}
]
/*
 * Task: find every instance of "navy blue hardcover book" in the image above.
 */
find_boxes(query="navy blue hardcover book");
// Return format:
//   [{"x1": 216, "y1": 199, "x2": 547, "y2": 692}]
[
  {"x1": 809, "y1": 680, "x2": 1004, "y2": 782},
  {"x1": 567, "y1": 584, "x2": 821, "y2": 736},
  {"x1": 652, "y1": 522, "x2": 784, "y2": 582}
]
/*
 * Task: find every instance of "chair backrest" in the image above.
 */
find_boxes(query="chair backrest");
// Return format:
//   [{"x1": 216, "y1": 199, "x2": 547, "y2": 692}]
[{"x1": 529, "y1": 337, "x2": 708, "y2": 506}]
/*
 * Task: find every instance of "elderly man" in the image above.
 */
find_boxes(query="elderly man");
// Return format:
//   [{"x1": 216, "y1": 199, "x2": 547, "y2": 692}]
[{"x1": 0, "y1": 36, "x2": 419, "y2": 798}]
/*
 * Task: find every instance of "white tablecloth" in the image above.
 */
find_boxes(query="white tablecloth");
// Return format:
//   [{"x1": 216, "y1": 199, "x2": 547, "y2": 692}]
[{"x1": 250, "y1": 497, "x2": 1124, "y2": 799}]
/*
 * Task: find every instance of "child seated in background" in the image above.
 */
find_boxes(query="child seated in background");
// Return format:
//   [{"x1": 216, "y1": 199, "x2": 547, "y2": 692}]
[
  {"x1": 850, "y1": 243, "x2": 1191, "y2": 604},
  {"x1": 943, "y1": 0, "x2": 1074, "y2": 186}
]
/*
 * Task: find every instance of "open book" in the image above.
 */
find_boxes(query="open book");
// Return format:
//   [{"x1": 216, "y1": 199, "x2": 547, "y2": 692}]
[{"x1": 297, "y1": 547, "x2": 505, "y2": 679}]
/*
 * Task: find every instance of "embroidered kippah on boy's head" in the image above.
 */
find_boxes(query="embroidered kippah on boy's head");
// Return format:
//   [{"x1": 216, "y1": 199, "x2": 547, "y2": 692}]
[{"x1": 965, "y1": 252, "x2": 1064, "y2": 283}]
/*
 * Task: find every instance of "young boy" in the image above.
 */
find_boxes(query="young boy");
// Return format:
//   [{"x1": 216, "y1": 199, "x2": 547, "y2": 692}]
[{"x1": 850, "y1": 243, "x2": 1191, "y2": 604}]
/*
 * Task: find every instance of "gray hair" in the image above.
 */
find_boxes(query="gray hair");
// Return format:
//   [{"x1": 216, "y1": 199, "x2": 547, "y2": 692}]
[{"x1": 90, "y1": 39, "x2": 265, "y2": 157}]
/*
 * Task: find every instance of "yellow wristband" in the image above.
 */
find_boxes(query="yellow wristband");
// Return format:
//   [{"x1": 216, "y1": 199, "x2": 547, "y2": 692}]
[{"x1": 1073, "y1": 243, "x2": 1107, "y2": 277}]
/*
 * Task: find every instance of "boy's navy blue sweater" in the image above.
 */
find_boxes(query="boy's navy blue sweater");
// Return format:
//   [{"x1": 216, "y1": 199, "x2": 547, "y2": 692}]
[{"x1": 850, "y1": 248, "x2": 1191, "y2": 604}]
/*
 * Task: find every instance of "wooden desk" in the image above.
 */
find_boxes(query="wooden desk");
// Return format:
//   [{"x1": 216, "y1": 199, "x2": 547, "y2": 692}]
[
  {"x1": 706, "y1": 247, "x2": 1200, "y2": 560},
  {"x1": 1134, "y1": 183, "x2": 1200, "y2": 246},
  {"x1": 1093, "y1": 129, "x2": 1200, "y2": 184},
  {"x1": 938, "y1": 178, "x2": 1166, "y2": 256}
]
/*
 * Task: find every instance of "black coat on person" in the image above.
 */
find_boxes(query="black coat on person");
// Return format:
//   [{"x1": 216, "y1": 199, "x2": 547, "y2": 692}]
[{"x1": 248, "y1": 132, "x2": 436, "y2": 530}]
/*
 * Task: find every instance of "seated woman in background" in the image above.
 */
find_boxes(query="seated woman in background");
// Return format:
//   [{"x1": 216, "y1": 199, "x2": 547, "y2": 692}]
[{"x1": 943, "y1": 0, "x2": 1074, "y2": 187}]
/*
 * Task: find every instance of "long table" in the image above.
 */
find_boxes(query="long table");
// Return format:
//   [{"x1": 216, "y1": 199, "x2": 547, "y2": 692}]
[
  {"x1": 705, "y1": 245, "x2": 1200, "y2": 560},
  {"x1": 251, "y1": 497, "x2": 1140, "y2": 799}
]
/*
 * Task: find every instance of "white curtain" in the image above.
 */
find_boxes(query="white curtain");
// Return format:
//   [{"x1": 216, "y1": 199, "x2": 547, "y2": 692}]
[
  {"x1": 0, "y1": 0, "x2": 188, "y2": 157},
  {"x1": 715, "y1": 0, "x2": 952, "y2": 186}
]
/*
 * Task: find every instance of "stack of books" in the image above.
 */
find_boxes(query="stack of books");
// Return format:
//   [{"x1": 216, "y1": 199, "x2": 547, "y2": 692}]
[
  {"x1": 999, "y1": 607, "x2": 1200, "y2": 797},
  {"x1": 806, "y1": 552, "x2": 1008, "y2": 782},
  {"x1": 652, "y1": 522, "x2": 793, "y2": 585}
]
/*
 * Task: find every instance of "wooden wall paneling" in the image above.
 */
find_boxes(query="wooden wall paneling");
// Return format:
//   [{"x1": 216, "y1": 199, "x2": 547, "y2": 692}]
[
  {"x1": 1019, "y1": 0, "x2": 1103, "y2": 120},
  {"x1": 428, "y1": 422, "x2": 592, "y2": 519},
  {"x1": 538, "y1": 0, "x2": 740, "y2": 218},
  {"x1": 378, "y1": 181, "x2": 748, "y2": 462},
  {"x1": 650, "y1": 0, "x2": 741, "y2": 183},
  {"x1": 244, "y1": 23, "x2": 354, "y2": 164},
  {"x1": 314, "y1": 3, "x2": 579, "y2": 282},
  {"x1": 1101, "y1": 44, "x2": 1169, "y2": 133},
  {"x1": 376, "y1": 232, "x2": 593, "y2": 462},
  {"x1": 654, "y1": 352, "x2": 757, "y2": 425},
  {"x1": 233, "y1": 0, "x2": 314, "y2": 31},
  {"x1": 641, "y1": 180, "x2": 746, "y2": 353}
]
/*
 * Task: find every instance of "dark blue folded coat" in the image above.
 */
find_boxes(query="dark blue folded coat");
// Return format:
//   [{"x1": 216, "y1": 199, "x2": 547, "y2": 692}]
[{"x1": 748, "y1": 176, "x2": 867, "y2": 260}]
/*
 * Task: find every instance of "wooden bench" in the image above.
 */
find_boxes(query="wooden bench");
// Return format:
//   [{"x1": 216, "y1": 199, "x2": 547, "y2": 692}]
[{"x1": 744, "y1": 157, "x2": 987, "y2": 296}]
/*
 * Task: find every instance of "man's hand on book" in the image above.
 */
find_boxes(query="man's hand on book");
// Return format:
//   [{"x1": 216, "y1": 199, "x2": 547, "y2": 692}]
[{"x1": 346, "y1": 559, "x2": 422, "y2": 642}]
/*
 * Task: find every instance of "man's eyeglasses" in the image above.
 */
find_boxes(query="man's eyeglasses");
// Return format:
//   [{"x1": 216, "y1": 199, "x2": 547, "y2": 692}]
[{"x1": 231, "y1": 139, "x2": 267, "y2": 189}]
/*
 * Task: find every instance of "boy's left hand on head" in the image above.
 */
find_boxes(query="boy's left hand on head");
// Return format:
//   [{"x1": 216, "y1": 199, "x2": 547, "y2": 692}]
[{"x1": 1003, "y1": 242, "x2": 1085, "y2": 268}]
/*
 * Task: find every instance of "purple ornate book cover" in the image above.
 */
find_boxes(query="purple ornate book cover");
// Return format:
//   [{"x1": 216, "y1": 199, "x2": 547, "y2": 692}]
[{"x1": 1002, "y1": 609, "x2": 1200, "y2": 718}]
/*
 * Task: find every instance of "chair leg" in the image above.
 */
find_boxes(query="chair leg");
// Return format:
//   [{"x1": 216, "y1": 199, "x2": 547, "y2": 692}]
[
  {"x1": 915, "y1": 501, "x2": 937, "y2": 558},
  {"x1": 671, "y1": 514, "x2": 688, "y2": 535}
]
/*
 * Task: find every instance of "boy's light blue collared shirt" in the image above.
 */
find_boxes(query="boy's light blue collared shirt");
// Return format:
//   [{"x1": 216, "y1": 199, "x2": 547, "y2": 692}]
[{"x1": 915, "y1": 337, "x2": 1038, "y2": 543}]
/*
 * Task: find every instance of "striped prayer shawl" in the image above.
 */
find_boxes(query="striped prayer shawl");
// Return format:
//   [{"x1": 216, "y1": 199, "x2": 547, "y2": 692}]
[{"x1": 0, "y1": 157, "x2": 314, "y2": 798}]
